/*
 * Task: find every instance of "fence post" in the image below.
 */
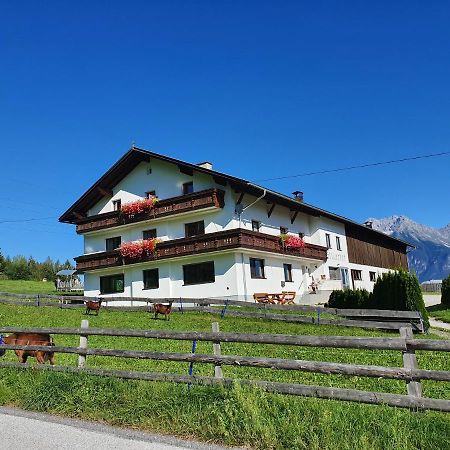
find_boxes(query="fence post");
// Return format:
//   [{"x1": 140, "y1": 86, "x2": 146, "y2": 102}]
[
  {"x1": 78, "y1": 319, "x2": 89, "y2": 368},
  {"x1": 221, "y1": 300, "x2": 229, "y2": 319},
  {"x1": 36, "y1": 294, "x2": 40, "y2": 307},
  {"x1": 212, "y1": 322, "x2": 223, "y2": 378},
  {"x1": 180, "y1": 297, "x2": 183, "y2": 314},
  {"x1": 400, "y1": 326, "x2": 422, "y2": 398},
  {"x1": 187, "y1": 339, "x2": 197, "y2": 390}
]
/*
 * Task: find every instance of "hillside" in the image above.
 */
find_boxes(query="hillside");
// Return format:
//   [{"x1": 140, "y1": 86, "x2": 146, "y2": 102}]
[{"x1": 368, "y1": 215, "x2": 450, "y2": 282}]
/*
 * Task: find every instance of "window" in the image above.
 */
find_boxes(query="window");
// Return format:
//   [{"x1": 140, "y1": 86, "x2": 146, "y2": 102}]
[
  {"x1": 351, "y1": 269, "x2": 362, "y2": 281},
  {"x1": 250, "y1": 258, "x2": 265, "y2": 279},
  {"x1": 100, "y1": 274, "x2": 124, "y2": 294},
  {"x1": 182, "y1": 181, "x2": 194, "y2": 195},
  {"x1": 106, "y1": 236, "x2": 121, "y2": 252},
  {"x1": 185, "y1": 220, "x2": 205, "y2": 237},
  {"x1": 113, "y1": 199, "x2": 121, "y2": 211},
  {"x1": 183, "y1": 261, "x2": 215, "y2": 285},
  {"x1": 252, "y1": 220, "x2": 261, "y2": 232},
  {"x1": 325, "y1": 233, "x2": 331, "y2": 249},
  {"x1": 145, "y1": 190, "x2": 156, "y2": 199},
  {"x1": 369, "y1": 271, "x2": 377, "y2": 282},
  {"x1": 280, "y1": 226, "x2": 288, "y2": 235},
  {"x1": 143, "y1": 268, "x2": 159, "y2": 289},
  {"x1": 336, "y1": 236, "x2": 341, "y2": 251},
  {"x1": 329, "y1": 267, "x2": 341, "y2": 280},
  {"x1": 283, "y1": 263, "x2": 293, "y2": 282},
  {"x1": 143, "y1": 229, "x2": 157, "y2": 240}
]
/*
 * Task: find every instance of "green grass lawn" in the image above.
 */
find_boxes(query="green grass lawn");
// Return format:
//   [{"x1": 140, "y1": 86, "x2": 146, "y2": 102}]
[
  {"x1": 0, "y1": 304, "x2": 449, "y2": 449},
  {"x1": 428, "y1": 304, "x2": 450, "y2": 324},
  {"x1": 0, "y1": 279, "x2": 82, "y2": 296}
]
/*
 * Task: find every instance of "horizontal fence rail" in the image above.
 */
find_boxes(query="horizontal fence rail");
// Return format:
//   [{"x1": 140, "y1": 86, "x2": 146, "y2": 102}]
[
  {"x1": 0, "y1": 323, "x2": 449, "y2": 412},
  {"x1": 0, "y1": 292, "x2": 425, "y2": 332}
]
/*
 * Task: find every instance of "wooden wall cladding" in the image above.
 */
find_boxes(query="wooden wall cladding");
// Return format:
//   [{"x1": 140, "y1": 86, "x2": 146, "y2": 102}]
[{"x1": 345, "y1": 225, "x2": 408, "y2": 270}]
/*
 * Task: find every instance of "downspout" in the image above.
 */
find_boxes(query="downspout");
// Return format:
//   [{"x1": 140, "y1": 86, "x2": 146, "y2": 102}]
[{"x1": 242, "y1": 185, "x2": 267, "y2": 213}]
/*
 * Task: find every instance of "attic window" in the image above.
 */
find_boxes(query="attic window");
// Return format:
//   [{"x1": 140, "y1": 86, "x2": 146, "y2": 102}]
[{"x1": 113, "y1": 200, "x2": 121, "y2": 211}]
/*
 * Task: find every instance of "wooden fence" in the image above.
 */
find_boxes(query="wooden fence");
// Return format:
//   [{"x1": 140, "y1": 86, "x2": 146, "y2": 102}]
[
  {"x1": 0, "y1": 322, "x2": 449, "y2": 412},
  {"x1": 0, "y1": 291, "x2": 425, "y2": 332}
]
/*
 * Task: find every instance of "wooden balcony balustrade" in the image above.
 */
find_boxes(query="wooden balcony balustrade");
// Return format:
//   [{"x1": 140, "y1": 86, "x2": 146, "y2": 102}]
[
  {"x1": 76, "y1": 188, "x2": 225, "y2": 234},
  {"x1": 75, "y1": 229, "x2": 328, "y2": 272}
]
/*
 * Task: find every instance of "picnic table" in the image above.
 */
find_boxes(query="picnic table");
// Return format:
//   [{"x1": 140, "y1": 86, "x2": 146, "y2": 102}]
[{"x1": 253, "y1": 292, "x2": 296, "y2": 305}]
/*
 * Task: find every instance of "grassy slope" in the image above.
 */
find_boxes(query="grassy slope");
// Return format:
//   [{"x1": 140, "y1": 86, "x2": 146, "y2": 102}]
[
  {"x1": 0, "y1": 279, "x2": 82, "y2": 296},
  {"x1": 428, "y1": 304, "x2": 450, "y2": 324},
  {"x1": 0, "y1": 304, "x2": 449, "y2": 449}
]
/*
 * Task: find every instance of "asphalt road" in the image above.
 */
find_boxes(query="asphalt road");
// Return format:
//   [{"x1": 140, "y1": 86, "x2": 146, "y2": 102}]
[{"x1": 0, "y1": 407, "x2": 236, "y2": 450}]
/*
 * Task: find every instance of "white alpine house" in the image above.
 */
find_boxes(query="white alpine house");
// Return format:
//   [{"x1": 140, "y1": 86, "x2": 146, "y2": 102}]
[{"x1": 60, "y1": 147, "x2": 411, "y2": 303}]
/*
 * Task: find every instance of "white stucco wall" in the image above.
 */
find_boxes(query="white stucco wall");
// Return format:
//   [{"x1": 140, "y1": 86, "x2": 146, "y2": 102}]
[
  {"x1": 84, "y1": 252, "x2": 240, "y2": 300},
  {"x1": 80, "y1": 157, "x2": 403, "y2": 300}
]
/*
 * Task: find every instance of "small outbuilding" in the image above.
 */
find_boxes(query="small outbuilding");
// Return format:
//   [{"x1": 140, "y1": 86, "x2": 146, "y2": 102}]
[{"x1": 55, "y1": 269, "x2": 84, "y2": 291}]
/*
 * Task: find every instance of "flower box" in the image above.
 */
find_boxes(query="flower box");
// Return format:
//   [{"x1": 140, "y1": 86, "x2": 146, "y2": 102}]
[
  {"x1": 119, "y1": 239, "x2": 159, "y2": 259},
  {"x1": 279, "y1": 234, "x2": 305, "y2": 249},
  {"x1": 120, "y1": 196, "x2": 158, "y2": 217}
]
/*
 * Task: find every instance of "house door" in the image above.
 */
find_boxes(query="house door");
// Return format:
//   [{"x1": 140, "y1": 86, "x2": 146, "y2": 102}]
[{"x1": 340, "y1": 268, "x2": 350, "y2": 289}]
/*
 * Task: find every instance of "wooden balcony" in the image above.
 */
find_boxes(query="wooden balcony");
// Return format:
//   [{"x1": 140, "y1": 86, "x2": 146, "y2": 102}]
[
  {"x1": 76, "y1": 188, "x2": 225, "y2": 234},
  {"x1": 75, "y1": 229, "x2": 328, "y2": 272}
]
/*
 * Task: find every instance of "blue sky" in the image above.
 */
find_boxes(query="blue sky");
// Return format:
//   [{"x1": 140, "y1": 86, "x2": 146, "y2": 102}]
[{"x1": 1, "y1": 1, "x2": 449, "y2": 263}]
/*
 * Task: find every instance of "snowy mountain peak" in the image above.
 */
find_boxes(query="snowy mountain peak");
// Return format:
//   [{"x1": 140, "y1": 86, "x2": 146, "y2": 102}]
[{"x1": 366, "y1": 215, "x2": 450, "y2": 282}]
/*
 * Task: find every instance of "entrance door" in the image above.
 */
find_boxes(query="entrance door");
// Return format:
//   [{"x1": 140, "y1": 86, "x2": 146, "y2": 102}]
[{"x1": 340, "y1": 268, "x2": 350, "y2": 289}]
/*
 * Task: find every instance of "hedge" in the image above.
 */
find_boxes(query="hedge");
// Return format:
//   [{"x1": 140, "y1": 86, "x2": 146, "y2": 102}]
[{"x1": 442, "y1": 274, "x2": 450, "y2": 307}]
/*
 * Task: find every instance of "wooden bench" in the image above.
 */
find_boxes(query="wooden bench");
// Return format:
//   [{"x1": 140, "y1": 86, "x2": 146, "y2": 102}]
[
  {"x1": 253, "y1": 293, "x2": 276, "y2": 304},
  {"x1": 277, "y1": 292, "x2": 296, "y2": 305}
]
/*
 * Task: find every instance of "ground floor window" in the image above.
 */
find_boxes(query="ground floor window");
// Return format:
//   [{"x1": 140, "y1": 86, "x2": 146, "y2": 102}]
[
  {"x1": 351, "y1": 269, "x2": 362, "y2": 281},
  {"x1": 100, "y1": 274, "x2": 124, "y2": 294},
  {"x1": 329, "y1": 267, "x2": 341, "y2": 280},
  {"x1": 283, "y1": 263, "x2": 292, "y2": 282},
  {"x1": 250, "y1": 258, "x2": 265, "y2": 278},
  {"x1": 143, "y1": 268, "x2": 159, "y2": 289},
  {"x1": 183, "y1": 261, "x2": 215, "y2": 285},
  {"x1": 369, "y1": 271, "x2": 377, "y2": 282}
]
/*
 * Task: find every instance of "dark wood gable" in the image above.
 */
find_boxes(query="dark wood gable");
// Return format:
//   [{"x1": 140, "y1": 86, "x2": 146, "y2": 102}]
[{"x1": 345, "y1": 225, "x2": 408, "y2": 270}]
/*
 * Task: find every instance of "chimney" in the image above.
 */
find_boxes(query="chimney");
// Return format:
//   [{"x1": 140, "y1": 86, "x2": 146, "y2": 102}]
[
  {"x1": 197, "y1": 162, "x2": 213, "y2": 170},
  {"x1": 363, "y1": 220, "x2": 373, "y2": 229},
  {"x1": 292, "y1": 191, "x2": 304, "y2": 202}
]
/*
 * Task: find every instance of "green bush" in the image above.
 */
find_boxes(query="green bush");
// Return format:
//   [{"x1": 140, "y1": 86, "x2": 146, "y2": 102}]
[
  {"x1": 327, "y1": 289, "x2": 372, "y2": 309},
  {"x1": 372, "y1": 270, "x2": 429, "y2": 328},
  {"x1": 442, "y1": 274, "x2": 450, "y2": 307}
]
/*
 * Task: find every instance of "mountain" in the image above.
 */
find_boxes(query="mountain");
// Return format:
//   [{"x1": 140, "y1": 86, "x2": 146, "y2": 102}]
[{"x1": 367, "y1": 215, "x2": 450, "y2": 282}]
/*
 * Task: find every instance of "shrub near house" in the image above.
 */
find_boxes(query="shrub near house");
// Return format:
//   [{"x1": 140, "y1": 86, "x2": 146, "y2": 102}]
[
  {"x1": 442, "y1": 274, "x2": 450, "y2": 307},
  {"x1": 327, "y1": 289, "x2": 371, "y2": 309},
  {"x1": 327, "y1": 270, "x2": 429, "y2": 327}
]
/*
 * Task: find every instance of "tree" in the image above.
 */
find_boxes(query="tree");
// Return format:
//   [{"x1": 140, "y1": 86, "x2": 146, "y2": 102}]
[
  {"x1": 372, "y1": 269, "x2": 429, "y2": 328},
  {"x1": 442, "y1": 274, "x2": 450, "y2": 307},
  {"x1": 5, "y1": 256, "x2": 32, "y2": 280},
  {"x1": 0, "y1": 249, "x2": 6, "y2": 275}
]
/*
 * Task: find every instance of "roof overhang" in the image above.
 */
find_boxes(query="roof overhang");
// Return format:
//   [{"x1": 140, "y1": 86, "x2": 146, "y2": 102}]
[{"x1": 59, "y1": 146, "x2": 413, "y2": 249}]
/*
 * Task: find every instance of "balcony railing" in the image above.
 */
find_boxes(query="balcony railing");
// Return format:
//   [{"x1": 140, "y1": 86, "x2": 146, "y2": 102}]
[
  {"x1": 76, "y1": 188, "x2": 225, "y2": 234},
  {"x1": 75, "y1": 229, "x2": 328, "y2": 272}
]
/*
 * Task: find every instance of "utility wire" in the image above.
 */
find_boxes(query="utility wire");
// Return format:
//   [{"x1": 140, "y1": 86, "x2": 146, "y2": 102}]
[
  {"x1": 255, "y1": 151, "x2": 450, "y2": 182},
  {"x1": 0, "y1": 216, "x2": 57, "y2": 224}
]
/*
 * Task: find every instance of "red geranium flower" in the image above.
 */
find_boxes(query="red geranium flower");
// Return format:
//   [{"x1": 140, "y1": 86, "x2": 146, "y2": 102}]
[
  {"x1": 121, "y1": 196, "x2": 158, "y2": 216},
  {"x1": 119, "y1": 238, "x2": 159, "y2": 259},
  {"x1": 279, "y1": 234, "x2": 305, "y2": 249}
]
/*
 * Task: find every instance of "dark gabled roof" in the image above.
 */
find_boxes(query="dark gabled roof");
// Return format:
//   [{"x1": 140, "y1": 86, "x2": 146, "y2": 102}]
[{"x1": 59, "y1": 146, "x2": 412, "y2": 248}]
